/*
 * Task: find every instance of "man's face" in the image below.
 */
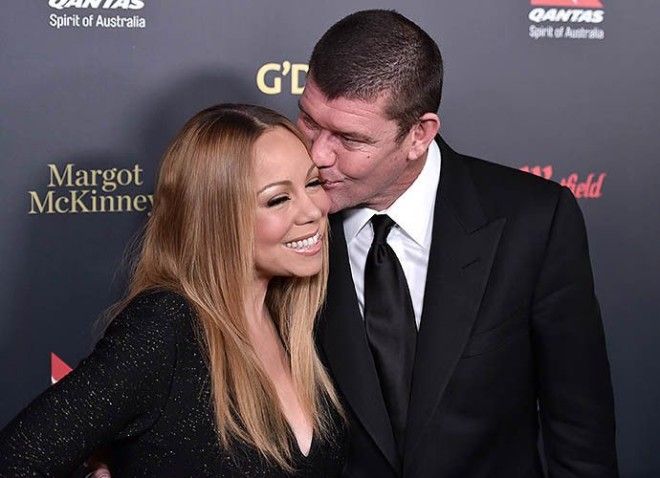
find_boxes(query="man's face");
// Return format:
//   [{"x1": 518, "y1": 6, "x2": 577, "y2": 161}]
[{"x1": 297, "y1": 79, "x2": 414, "y2": 213}]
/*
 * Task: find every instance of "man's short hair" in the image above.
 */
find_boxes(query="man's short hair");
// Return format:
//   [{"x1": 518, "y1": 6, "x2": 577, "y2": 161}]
[{"x1": 308, "y1": 9, "x2": 443, "y2": 141}]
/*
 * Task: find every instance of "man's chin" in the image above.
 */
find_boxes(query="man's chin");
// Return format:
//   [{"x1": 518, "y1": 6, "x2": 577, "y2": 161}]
[
  {"x1": 324, "y1": 191, "x2": 343, "y2": 214},
  {"x1": 325, "y1": 188, "x2": 362, "y2": 213},
  {"x1": 327, "y1": 193, "x2": 364, "y2": 213}
]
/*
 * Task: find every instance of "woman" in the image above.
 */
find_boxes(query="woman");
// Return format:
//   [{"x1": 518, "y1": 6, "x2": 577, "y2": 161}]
[{"x1": 0, "y1": 104, "x2": 345, "y2": 476}]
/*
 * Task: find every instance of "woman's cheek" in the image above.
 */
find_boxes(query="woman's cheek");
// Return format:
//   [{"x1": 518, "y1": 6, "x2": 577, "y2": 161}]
[{"x1": 255, "y1": 210, "x2": 291, "y2": 245}]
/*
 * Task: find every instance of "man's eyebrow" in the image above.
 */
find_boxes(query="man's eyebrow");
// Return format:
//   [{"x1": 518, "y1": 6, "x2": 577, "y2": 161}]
[
  {"x1": 298, "y1": 101, "x2": 376, "y2": 144},
  {"x1": 297, "y1": 101, "x2": 315, "y2": 121},
  {"x1": 339, "y1": 131, "x2": 376, "y2": 144}
]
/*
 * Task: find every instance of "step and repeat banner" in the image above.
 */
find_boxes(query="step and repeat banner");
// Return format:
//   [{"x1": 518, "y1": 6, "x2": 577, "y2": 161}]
[{"x1": 1, "y1": 1, "x2": 658, "y2": 476}]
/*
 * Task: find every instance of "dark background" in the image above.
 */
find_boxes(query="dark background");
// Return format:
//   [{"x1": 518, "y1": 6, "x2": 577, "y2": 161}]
[{"x1": 1, "y1": 1, "x2": 658, "y2": 476}]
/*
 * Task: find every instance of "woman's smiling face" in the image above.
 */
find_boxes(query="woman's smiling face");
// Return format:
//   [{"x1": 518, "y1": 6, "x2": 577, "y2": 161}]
[{"x1": 253, "y1": 126, "x2": 330, "y2": 280}]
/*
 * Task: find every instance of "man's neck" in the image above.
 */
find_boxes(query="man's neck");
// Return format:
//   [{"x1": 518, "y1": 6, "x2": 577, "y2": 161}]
[{"x1": 368, "y1": 149, "x2": 429, "y2": 212}]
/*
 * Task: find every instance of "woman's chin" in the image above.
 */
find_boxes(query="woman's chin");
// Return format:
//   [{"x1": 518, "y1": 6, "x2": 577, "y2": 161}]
[{"x1": 288, "y1": 264, "x2": 323, "y2": 278}]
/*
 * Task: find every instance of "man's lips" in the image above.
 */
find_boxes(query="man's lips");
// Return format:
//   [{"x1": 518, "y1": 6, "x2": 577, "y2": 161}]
[{"x1": 321, "y1": 179, "x2": 343, "y2": 189}]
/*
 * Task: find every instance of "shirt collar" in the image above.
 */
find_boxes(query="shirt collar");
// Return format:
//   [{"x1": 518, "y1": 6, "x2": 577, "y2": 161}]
[{"x1": 343, "y1": 139, "x2": 441, "y2": 248}]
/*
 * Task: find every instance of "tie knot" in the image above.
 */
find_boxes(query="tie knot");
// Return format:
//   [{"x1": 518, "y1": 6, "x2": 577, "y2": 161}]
[{"x1": 371, "y1": 214, "x2": 395, "y2": 244}]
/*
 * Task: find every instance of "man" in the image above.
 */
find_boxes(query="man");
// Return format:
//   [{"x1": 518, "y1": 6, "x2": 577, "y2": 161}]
[{"x1": 298, "y1": 9, "x2": 618, "y2": 478}]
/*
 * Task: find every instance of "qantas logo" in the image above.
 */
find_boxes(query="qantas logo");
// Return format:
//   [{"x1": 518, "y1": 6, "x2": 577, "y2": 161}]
[
  {"x1": 531, "y1": 0, "x2": 603, "y2": 7},
  {"x1": 529, "y1": 0, "x2": 605, "y2": 24},
  {"x1": 51, "y1": 353, "x2": 73, "y2": 384},
  {"x1": 49, "y1": 0, "x2": 145, "y2": 10},
  {"x1": 527, "y1": 0, "x2": 605, "y2": 39}
]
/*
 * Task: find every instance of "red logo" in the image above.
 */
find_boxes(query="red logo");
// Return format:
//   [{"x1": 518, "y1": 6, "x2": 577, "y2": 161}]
[
  {"x1": 530, "y1": 0, "x2": 603, "y2": 7},
  {"x1": 520, "y1": 165, "x2": 606, "y2": 199},
  {"x1": 51, "y1": 353, "x2": 73, "y2": 384}
]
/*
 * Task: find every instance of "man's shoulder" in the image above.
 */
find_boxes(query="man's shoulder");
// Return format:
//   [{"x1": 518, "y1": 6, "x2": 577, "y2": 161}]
[
  {"x1": 442, "y1": 140, "x2": 564, "y2": 214},
  {"x1": 469, "y1": 155, "x2": 558, "y2": 193}
]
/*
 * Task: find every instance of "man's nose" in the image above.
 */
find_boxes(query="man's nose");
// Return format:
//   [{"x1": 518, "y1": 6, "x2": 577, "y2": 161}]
[{"x1": 310, "y1": 131, "x2": 335, "y2": 168}]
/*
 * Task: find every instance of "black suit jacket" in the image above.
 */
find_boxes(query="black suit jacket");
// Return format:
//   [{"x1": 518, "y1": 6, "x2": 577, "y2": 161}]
[{"x1": 317, "y1": 138, "x2": 618, "y2": 477}]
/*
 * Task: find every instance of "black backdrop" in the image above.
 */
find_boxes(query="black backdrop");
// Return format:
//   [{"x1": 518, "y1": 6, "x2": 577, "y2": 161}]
[{"x1": 1, "y1": 1, "x2": 658, "y2": 476}]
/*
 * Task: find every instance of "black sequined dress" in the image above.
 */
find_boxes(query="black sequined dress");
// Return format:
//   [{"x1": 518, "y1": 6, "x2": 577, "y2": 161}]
[{"x1": 0, "y1": 291, "x2": 346, "y2": 477}]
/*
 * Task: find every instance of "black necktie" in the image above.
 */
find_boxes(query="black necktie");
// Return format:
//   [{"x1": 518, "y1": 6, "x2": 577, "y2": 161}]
[{"x1": 364, "y1": 214, "x2": 417, "y2": 456}]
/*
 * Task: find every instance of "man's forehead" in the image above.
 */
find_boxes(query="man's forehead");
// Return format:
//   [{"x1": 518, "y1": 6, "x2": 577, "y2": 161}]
[{"x1": 300, "y1": 82, "x2": 394, "y2": 131}]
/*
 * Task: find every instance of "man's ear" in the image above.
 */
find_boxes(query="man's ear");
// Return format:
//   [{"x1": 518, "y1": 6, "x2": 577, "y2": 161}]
[{"x1": 407, "y1": 113, "x2": 440, "y2": 160}]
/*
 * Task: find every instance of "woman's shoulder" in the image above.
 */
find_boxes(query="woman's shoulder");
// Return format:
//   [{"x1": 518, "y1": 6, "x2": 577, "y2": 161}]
[
  {"x1": 124, "y1": 289, "x2": 192, "y2": 318},
  {"x1": 107, "y1": 289, "x2": 194, "y2": 339}
]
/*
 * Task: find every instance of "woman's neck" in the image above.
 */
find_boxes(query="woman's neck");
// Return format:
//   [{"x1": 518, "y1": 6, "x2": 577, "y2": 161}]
[
  {"x1": 245, "y1": 275, "x2": 290, "y2": 374},
  {"x1": 245, "y1": 275, "x2": 270, "y2": 331}
]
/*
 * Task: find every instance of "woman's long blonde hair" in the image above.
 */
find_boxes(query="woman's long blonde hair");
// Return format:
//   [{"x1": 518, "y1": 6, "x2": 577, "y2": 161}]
[{"x1": 116, "y1": 104, "x2": 341, "y2": 469}]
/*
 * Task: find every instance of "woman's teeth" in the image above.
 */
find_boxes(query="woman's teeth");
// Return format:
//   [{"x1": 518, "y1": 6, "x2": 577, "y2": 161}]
[{"x1": 285, "y1": 232, "x2": 321, "y2": 250}]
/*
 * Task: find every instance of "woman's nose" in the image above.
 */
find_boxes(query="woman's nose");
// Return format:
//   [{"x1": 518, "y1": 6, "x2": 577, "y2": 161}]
[{"x1": 297, "y1": 192, "x2": 325, "y2": 224}]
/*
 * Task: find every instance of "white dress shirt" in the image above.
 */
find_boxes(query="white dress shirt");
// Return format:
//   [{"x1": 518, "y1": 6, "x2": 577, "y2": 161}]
[{"x1": 343, "y1": 140, "x2": 442, "y2": 329}]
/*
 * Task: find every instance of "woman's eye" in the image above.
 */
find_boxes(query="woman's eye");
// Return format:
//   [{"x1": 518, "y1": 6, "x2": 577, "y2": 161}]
[
  {"x1": 306, "y1": 178, "x2": 323, "y2": 188},
  {"x1": 267, "y1": 196, "x2": 289, "y2": 207}
]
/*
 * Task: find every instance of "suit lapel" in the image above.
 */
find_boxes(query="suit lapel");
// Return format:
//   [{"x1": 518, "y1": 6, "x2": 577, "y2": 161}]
[
  {"x1": 404, "y1": 138, "x2": 506, "y2": 466},
  {"x1": 320, "y1": 214, "x2": 400, "y2": 472}
]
